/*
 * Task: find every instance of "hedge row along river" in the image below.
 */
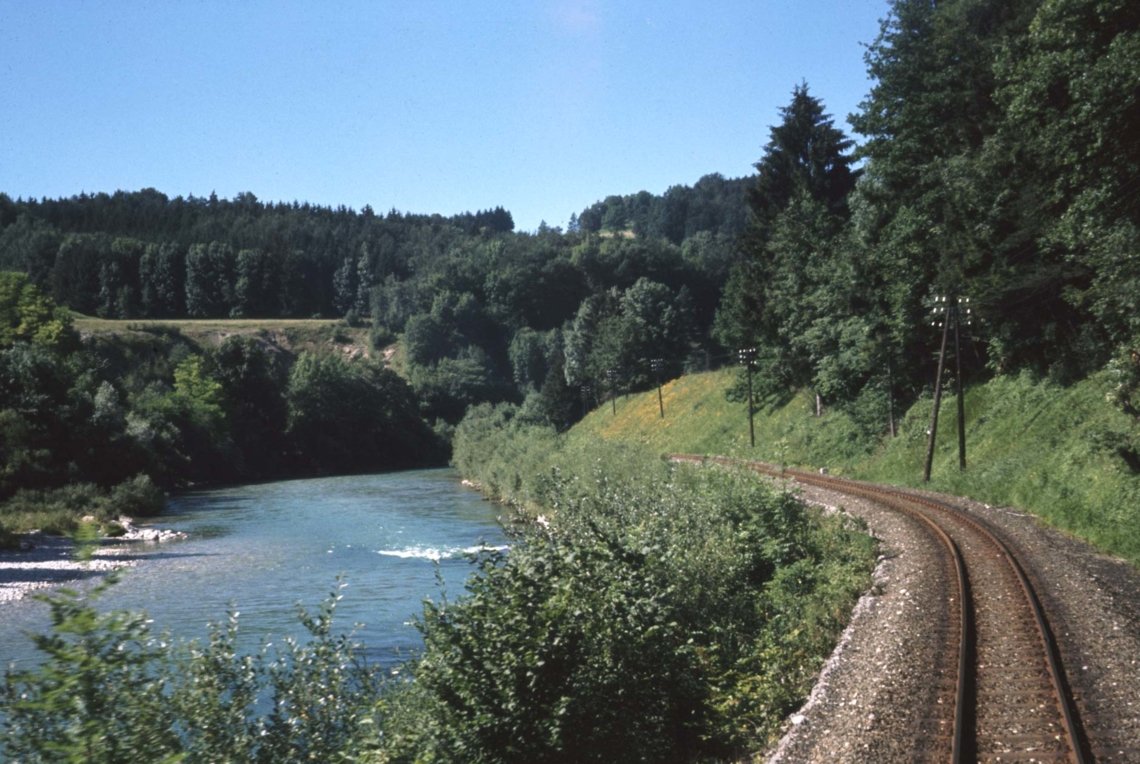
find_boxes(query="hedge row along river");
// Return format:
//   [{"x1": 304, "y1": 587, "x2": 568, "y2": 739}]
[{"x1": 0, "y1": 469, "x2": 507, "y2": 670}]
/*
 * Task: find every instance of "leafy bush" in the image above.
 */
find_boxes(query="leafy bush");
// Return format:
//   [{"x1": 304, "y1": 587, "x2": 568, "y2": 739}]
[
  {"x1": 422, "y1": 417, "x2": 876, "y2": 760},
  {"x1": 405, "y1": 539, "x2": 706, "y2": 763},
  {"x1": 2, "y1": 577, "x2": 182, "y2": 762},
  {"x1": 1, "y1": 578, "x2": 382, "y2": 763},
  {"x1": 107, "y1": 474, "x2": 163, "y2": 517},
  {"x1": 0, "y1": 475, "x2": 165, "y2": 537}
]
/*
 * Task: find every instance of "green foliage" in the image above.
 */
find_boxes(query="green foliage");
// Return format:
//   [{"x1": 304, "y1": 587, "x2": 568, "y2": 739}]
[
  {"x1": 576, "y1": 173, "x2": 749, "y2": 244},
  {"x1": 562, "y1": 278, "x2": 693, "y2": 396},
  {"x1": 402, "y1": 312, "x2": 452, "y2": 366},
  {"x1": 443, "y1": 416, "x2": 876, "y2": 760},
  {"x1": 0, "y1": 271, "x2": 75, "y2": 350},
  {"x1": 2, "y1": 266, "x2": 444, "y2": 499},
  {"x1": 408, "y1": 538, "x2": 706, "y2": 762},
  {"x1": 1, "y1": 576, "x2": 183, "y2": 763},
  {"x1": 451, "y1": 403, "x2": 561, "y2": 501},
  {"x1": 0, "y1": 475, "x2": 163, "y2": 537},
  {"x1": 714, "y1": 85, "x2": 860, "y2": 406},
  {"x1": 209, "y1": 335, "x2": 290, "y2": 476},
  {"x1": 108, "y1": 473, "x2": 164, "y2": 518},
  {"x1": 184, "y1": 242, "x2": 235, "y2": 318},
  {"x1": 171, "y1": 355, "x2": 226, "y2": 435},
  {"x1": 507, "y1": 327, "x2": 549, "y2": 392},
  {"x1": 0, "y1": 340, "x2": 118, "y2": 497},
  {"x1": 1, "y1": 184, "x2": 737, "y2": 435},
  {"x1": 286, "y1": 352, "x2": 445, "y2": 471},
  {"x1": 862, "y1": 371, "x2": 1140, "y2": 563},
  {"x1": 50, "y1": 234, "x2": 106, "y2": 315},
  {"x1": 993, "y1": 0, "x2": 1140, "y2": 353},
  {"x1": 565, "y1": 366, "x2": 1140, "y2": 567},
  {"x1": 748, "y1": 84, "x2": 857, "y2": 241},
  {"x1": 138, "y1": 242, "x2": 185, "y2": 318},
  {"x1": 1, "y1": 579, "x2": 382, "y2": 763},
  {"x1": 232, "y1": 247, "x2": 281, "y2": 318}
]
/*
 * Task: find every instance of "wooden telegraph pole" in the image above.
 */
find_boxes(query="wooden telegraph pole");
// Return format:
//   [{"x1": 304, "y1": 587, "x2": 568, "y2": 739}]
[
  {"x1": 924, "y1": 296, "x2": 971, "y2": 481},
  {"x1": 923, "y1": 298, "x2": 951, "y2": 482},
  {"x1": 738, "y1": 348, "x2": 757, "y2": 448},
  {"x1": 650, "y1": 358, "x2": 665, "y2": 418},
  {"x1": 955, "y1": 303, "x2": 966, "y2": 471}
]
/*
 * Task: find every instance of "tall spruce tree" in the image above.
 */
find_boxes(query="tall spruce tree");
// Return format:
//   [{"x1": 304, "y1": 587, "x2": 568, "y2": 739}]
[
  {"x1": 748, "y1": 84, "x2": 857, "y2": 243},
  {"x1": 714, "y1": 84, "x2": 858, "y2": 397}
]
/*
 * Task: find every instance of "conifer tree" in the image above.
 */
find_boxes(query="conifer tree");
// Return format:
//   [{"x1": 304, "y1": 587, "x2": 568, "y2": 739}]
[{"x1": 715, "y1": 84, "x2": 857, "y2": 372}]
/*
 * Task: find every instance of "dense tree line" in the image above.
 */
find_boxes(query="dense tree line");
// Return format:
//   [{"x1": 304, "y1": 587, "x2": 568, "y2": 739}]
[
  {"x1": 0, "y1": 177, "x2": 738, "y2": 432},
  {"x1": 715, "y1": 0, "x2": 1139, "y2": 444},
  {"x1": 0, "y1": 272, "x2": 444, "y2": 517},
  {"x1": 573, "y1": 172, "x2": 751, "y2": 243}
]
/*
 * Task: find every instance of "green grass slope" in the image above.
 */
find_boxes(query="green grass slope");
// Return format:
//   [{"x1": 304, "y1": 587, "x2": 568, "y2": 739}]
[{"x1": 568, "y1": 368, "x2": 1140, "y2": 566}]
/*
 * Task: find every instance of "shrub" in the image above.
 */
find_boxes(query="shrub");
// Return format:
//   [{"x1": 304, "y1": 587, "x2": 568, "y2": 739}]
[
  {"x1": 108, "y1": 474, "x2": 164, "y2": 518},
  {"x1": 1, "y1": 578, "x2": 382, "y2": 763},
  {"x1": 0, "y1": 476, "x2": 165, "y2": 537},
  {"x1": 404, "y1": 537, "x2": 707, "y2": 763},
  {"x1": 397, "y1": 435, "x2": 877, "y2": 760}
]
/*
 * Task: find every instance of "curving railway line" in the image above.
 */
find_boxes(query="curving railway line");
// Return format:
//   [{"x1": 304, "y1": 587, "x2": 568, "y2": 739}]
[{"x1": 671, "y1": 454, "x2": 1100, "y2": 763}]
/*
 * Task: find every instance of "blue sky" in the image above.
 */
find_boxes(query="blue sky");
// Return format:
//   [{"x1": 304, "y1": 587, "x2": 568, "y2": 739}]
[{"x1": 1, "y1": 1, "x2": 890, "y2": 232}]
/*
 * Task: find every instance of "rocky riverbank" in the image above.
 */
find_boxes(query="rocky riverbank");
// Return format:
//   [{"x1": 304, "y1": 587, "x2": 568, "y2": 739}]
[{"x1": 0, "y1": 519, "x2": 186, "y2": 603}]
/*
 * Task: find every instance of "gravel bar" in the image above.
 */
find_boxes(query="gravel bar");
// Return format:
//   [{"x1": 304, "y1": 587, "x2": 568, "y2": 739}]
[{"x1": 0, "y1": 521, "x2": 186, "y2": 603}]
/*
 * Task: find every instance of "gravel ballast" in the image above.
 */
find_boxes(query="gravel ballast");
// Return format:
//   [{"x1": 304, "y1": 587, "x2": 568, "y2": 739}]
[{"x1": 764, "y1": 477, "x2": 1140, "y2": 763}]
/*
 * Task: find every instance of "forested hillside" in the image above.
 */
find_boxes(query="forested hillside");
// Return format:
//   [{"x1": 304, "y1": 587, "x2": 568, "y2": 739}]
[
  {"x1": 2, "y1": 0, "x2": 1138, "y2": 493},
  {"x1": 1, "y1": 270, "x2": 447, "y2": 545},
  {"x1": 710, "y1": 0, "x2": 1139, "y2": 473},
  {"x1": 0, "y1": 169, "x2": 744, "y2": 432}
]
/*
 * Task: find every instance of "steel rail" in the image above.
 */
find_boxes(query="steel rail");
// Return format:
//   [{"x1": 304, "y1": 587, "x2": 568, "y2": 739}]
[{"x1": 671, "y1": 454, "x2": 1091, "y2": 764}]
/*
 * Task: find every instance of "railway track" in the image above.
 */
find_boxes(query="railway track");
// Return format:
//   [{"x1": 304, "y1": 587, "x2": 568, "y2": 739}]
[{"x1": 671, "y1": 455, "x2": 1094, "y2": 763}]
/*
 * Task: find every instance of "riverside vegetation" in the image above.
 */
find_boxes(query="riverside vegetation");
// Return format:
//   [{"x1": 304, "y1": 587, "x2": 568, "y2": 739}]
[
  {"x1": 0, "y1": 270, "x2": 446, "y2": 547},
  {"x1": 7, "y1": 363, "x2": 1138, "y2": 761},
  {"x1": 1, "y1": 435, "x2": 876, "y2": 762}
]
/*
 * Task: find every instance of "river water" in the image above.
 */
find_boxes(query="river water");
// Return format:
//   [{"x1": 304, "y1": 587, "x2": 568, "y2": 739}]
[{"x1": 0, "y1": 469, "x2": 507, "y2": 670}]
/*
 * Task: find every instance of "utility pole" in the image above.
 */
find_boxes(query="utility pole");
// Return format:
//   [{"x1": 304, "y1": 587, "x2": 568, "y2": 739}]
[
  {"x1": 955, "y1": 305, "x2": 965, "y2": 471},
  {"x1": 924, "y1": 296, "x2": 972, "y2": 481},
  {"x1": 738, "y1": 347, "x2": 757, "y2": 448},
  {"x1": 606, "y1": 369, "x2": 617, "y2": 415},
  {"x1": 886, "y1": 355, "x2": 897, "y2": 439},
  {"x1": 650, "y1": 358, "x2": 665, "y2": 418},
  {"x1": 923, "y1": 301, "x2": 951, "y2": 482},
  {"x1": 955, "y1": 297, "x2": 972, "y2": 470}
]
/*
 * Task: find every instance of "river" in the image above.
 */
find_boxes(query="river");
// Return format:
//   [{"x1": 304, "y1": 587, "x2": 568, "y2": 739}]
[{"x1": 0, "y1": 469, "x2": 507, "y2": 670}]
